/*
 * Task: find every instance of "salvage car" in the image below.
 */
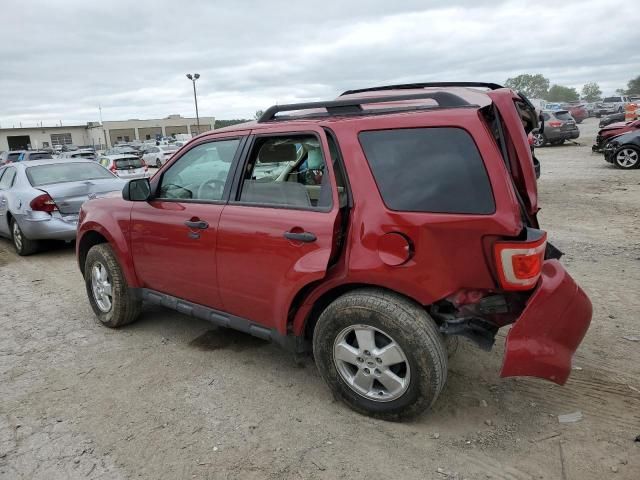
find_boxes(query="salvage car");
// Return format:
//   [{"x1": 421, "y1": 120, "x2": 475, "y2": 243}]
[
  {"x1": 592, "y1": 119, "x2": 640, "y2": 152},
  {"x1": 142, "y1": 145, "x2": 179, "y2": 168},
  {"x1": 595, "y1": 96, "x2": 630, "y2": 117},
  {"x1": 76, "y1": 82, "x2": 592, "y2": 419},
  {"x1": 561, "y1": 103, "x2": 588, "y2": 124},
  {"x1": 98, "y1": 154, "x2": 150, "y2": 180},
  {"x1": 603, "y1": 130, "x2": 640, "y2": 169},
  {"x1": 599, "y1": 112, "x2": 626, "y2": 128},
  {"x1": 0, "y1": 159, "x2": 125, "y2": 255},
  {"x1": 532, "y1": 110, "x2": 580, "y2": 147}
]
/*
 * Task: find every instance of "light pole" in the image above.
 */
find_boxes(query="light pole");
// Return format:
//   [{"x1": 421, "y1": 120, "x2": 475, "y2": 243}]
[{"x1": 186, "y1": 73, "x2": 201, "y2": 135}]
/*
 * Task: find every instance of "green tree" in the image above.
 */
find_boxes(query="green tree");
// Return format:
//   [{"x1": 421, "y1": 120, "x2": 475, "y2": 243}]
[
  {"x1": 546, "y1": 84, "x2": 579, "y2": 102},
  {"x1": 581, "y1": 82, "x2": 602, "y2": 102},
  {"x1": 504, "y1": 74, "x2": 550, "y2": 98},
  {"x1": 626, "y1": 75, "x2": 640, "y2": 95}
]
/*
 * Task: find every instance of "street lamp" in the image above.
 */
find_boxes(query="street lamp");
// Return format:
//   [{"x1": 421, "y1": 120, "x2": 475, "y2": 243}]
[{"x1": 186, "y1": 73, "x2": 201, "y2": 135}]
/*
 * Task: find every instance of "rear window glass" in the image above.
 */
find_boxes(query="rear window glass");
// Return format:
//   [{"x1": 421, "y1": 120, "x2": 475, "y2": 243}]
[
  {"x1": 359, "y1": 127, "x2": 494, "y2": 214},
  {"x1": 7, "y1": 152, "x2": 21, "y2": 161},
  {"x1": 72, "y1": 152, "x2": 95, "y2": 158},
  {"x1": 29, "y1": 153, "x2": 53, "y2": 160},
  {"x1": 115, "y1": 158, "x2": 143, "y2": 169},
  {"x1": 26, "y1": 163, "x2": 114, "y2": 186},
  {"x1": 603, "y1": 97, "x2": 621, "y2": 103},
  {"x1": 554, "y1": 111, "x2": 573, "y2": 121}
]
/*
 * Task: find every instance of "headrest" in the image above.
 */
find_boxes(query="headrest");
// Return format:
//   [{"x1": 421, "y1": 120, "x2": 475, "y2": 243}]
[{"x1": 258, "y1": 142, "x2": 297, "y2": 163}]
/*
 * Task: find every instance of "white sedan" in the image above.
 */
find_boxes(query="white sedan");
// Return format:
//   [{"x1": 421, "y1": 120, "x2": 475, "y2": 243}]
[{"x1": 142, "y1": 145, "x2": 178, "y2": 168}]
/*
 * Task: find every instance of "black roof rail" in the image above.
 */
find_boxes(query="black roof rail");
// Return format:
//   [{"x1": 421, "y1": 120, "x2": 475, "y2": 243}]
[
  {"x1": 341, "y1": 82, "x2": 504, "y2": 96},
  {"x1": 257, "y1": 92, "x2": 471, "y2": 123}
]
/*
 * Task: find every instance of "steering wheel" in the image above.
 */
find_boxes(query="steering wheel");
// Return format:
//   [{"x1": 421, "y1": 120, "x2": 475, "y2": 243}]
[{"x1": 196, "y1": 179, "x2": 226, "y2": 199}]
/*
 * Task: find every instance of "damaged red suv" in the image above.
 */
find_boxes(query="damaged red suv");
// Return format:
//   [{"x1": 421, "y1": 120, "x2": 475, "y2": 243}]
[{"x1": 76, "y1": 82, "x2": 592, "y2": 419}]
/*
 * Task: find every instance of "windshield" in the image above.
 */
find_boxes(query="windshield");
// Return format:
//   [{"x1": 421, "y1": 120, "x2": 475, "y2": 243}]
[
  {"x1": 26, "y1": 162, "x2": 115, "y2": 186},
  {"x1": 29, "y1": 152, "x2": 53, "y2": 160}
]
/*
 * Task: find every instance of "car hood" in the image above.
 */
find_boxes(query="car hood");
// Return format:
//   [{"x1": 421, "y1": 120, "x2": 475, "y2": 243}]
[{"x1": 37, "y1": 177, "x2": 126, "y2": 214}]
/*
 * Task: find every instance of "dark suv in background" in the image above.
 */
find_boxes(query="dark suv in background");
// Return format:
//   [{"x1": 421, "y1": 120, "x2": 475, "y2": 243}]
[{"x1": 532, "y1": 110, "x2": 580, "y2": 147}]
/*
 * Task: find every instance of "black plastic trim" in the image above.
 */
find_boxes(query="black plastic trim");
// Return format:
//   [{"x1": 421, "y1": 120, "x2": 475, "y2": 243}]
[
  {"x1": 341, "y1": 82, "x2": 504, "y2": 96},
  {"x1": 133, "y1": 288, "x2": 307, "y2": 353}
]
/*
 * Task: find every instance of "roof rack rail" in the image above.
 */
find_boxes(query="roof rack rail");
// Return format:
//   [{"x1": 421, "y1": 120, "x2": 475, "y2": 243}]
[
  {"x1": 257, "y1": 92, "x2": 471, "y2": 123},
  {"x1": 341, "y1": 82, "x2": 504, "y2": 96}
]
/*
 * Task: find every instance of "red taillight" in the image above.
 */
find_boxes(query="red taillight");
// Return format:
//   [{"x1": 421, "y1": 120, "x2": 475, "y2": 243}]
[
  {"x1": 494, "y1": 231, "x2": 547, "y2": 291},
  {"x1": 548, "y1": 121, "x2": 562, "y2": 127},
  {"x1": 30, "y1": 193, "x2": 58, "y2": 213},
  {"x1": 109, "y1": 163, "x2": 116, "y2": 172}
]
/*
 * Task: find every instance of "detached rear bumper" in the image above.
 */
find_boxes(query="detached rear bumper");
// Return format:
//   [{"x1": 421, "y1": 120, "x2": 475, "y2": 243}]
[{"x1": 500, "y1": 260, "x2": 592, "y2": 385}]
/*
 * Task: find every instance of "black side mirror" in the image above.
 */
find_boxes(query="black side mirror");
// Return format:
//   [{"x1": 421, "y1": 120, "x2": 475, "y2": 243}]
[{"x1": 123, "y1": 178, "x2": 151, "y2": 201}]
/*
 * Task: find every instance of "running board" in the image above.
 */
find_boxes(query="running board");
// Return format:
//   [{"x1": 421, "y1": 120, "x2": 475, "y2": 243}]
[{"x1": 133, "y1": 288, "x2": 307, "y2": 353}]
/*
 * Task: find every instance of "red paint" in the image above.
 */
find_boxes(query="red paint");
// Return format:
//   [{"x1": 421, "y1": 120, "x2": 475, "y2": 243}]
[
  {"x1": 501, "y1": 260, "x2": 592, "y2": 384},
  {"x1": 77, "y1": 86, "x2": 592, "y2": 387},
  {"x1": 598, "y1": 119, "x2": 640, "y2": 143}
]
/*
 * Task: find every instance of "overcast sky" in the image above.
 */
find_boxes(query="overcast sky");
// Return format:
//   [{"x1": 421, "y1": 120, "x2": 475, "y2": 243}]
[{"x1": 1, "y1": 0, "x2": 638, "y2": 127}]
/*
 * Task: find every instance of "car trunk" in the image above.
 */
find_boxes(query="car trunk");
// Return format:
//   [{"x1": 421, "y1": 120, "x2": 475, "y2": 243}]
[{"x1": 38, "y1": 178, "x2": 124, "y2": 214}]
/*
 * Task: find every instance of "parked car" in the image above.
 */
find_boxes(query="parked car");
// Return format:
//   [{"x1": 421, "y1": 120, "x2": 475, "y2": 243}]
[
  {"x1": 595, "y1": 96, "x2": 631, "y2": 117},
  {"x1": 142, "y1": 145, "x2": 179, "y2": 168},
  {"x1": 98, "y1": 154, "x2": 150, "y2": 180},
  {"x1": 603, "y1": 130, "x2": 640, "y2": 169},
  {"x1": 561, "y1": 103, "x2": 588, "y2": 124},
  {"x1": 592, "y1": 119, "x2": 640, "y2": 152},
  {"x1": 583, "y1": 102, "x2": 598, "y2": 117},
  {"x1": 532, "y1": 110, "x2": 580, "y2": 147},
  {"x1": 76, "y1": 82, "x2": 591, "y2": 419},
  {"x1": 105, "y1": 146, "x2": 142, "y2": 158},
  {"x1": 543, "y1": 102, "x2": 563, "y2": 111},
  {"x1": 0, "y1": 151, "x2": 25, "y2": 165},
  {"x1": 599, "y1": 112, "x2": 626, "y2": 128},
  {"x1": 60, "y1": 149, "x2": 97, "y2": 161},
  {"x1": 0, "y1": 159, "x2": 125, "y2": 255},
  {"x1": 17, "y1": 151, "x2": 54, "y2": 162}
]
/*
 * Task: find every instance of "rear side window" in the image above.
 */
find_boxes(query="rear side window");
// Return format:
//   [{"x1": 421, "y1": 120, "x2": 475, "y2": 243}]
[{"x1": 359, "y1": 127, "x2": 495, "y2": 214}]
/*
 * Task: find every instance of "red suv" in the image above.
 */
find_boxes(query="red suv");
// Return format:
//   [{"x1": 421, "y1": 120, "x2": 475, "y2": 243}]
[{"x1": 76, "y1": 82, "x2": 592, "y2": 419}]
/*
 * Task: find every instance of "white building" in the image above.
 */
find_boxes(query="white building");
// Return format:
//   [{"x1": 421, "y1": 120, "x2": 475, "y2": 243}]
[{"x1": 0, "y1": 114, "x2": 215, "y2": 151}]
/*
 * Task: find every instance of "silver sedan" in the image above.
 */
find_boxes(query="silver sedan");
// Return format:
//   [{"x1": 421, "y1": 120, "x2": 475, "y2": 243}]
[{"x1": 0, "y1": 159, "x2": 126, "y2": 255}]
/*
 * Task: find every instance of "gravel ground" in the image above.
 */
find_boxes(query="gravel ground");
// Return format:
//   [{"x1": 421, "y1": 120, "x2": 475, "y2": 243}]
[{"x1": 1, "y1": 117, "x2": 639, "y2": 479}]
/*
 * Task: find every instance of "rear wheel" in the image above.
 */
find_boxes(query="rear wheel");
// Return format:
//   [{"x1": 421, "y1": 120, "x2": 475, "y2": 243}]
[
  {"x1": 11, "y1": 219, "x2": 39, "y2": 256},
  {"x1": 84, "y1": 243, "x2": 141, "y2": 327},
  {"x1": 313, "y1": 288, "x2": 447, "y2": 420},
  {"x1": 613, "y1": 146, "x2": 640, "y2": 169},
  {"x1": 532, "y1": 132, "x2": 546, "y2": 148}
]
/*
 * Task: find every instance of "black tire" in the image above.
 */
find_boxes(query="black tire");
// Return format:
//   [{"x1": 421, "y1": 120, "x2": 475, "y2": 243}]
[
  {"x1": 313, "y1": 288, "x2": 447, "y2": 420},
  {"x1": 550, "y1": 139, "x2": 564, "y2": 146},
  {"x1": 532, "y1": 132, "x2": 546, "y2": 148},
  {"x1": 612, "y1": 145, "x2": 640, "y2": 170},
  {"x1": 155, "y1": 158, "x2": 161, "y2": 168},
  {"x1": 84, "y1": 243, "x2": 141, "y2": 328},
  {"x1": 10, "y1": 218, "x2": 39, "y2": 256}
]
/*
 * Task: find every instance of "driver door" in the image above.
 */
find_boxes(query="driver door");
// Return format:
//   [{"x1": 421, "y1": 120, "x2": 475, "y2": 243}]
[{"x1": 129, "y1": 134, "x2": 247, "y2": 309}]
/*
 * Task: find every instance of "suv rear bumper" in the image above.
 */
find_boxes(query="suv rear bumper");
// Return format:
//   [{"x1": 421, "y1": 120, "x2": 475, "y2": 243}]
[{"x1": 500, "y1": 260, "x2": 592, "y2": 385}]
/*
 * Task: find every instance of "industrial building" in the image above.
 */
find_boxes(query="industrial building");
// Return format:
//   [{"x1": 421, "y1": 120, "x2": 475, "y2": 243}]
[{"x1": 0, "y1": 114, "x2": 215, "y2": 151}]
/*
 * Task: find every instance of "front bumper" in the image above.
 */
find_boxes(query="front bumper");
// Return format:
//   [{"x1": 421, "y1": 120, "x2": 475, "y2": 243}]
[{"x1": 500, "y1": 260, "x2": 592, "y2": 385}]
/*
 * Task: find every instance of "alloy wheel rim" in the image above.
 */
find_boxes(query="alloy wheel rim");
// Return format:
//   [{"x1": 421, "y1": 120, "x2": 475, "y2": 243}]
[
  {"x1": 91, "y1": 262, "x2": 113, "y2": 312},
  {"x1": 616, "y1": 148, "x2": 638, "y2": 167},
  {"x1": 533, "y1": 133, "x2": 544, "y2": 147},
  {"x1": 12, "y1": 223, "x2": 22, "y2": 250},
  {"x1": 333, "y1": 324, "x2": 410, "y2": 402}
]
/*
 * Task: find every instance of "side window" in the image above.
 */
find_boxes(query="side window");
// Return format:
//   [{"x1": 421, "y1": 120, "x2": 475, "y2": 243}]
[
  {"x1": 158, "y1": 138, "x2": 240, "y2": 201},
  {"x1": 359, "y1": 127, "x2": 495, "y2": 214},
  {"x1": 238, "y1": 134, "x2": 332, "y2": 210},
  {"x1": 0, "y1": 167, "x2": 17, "y2": 189}
]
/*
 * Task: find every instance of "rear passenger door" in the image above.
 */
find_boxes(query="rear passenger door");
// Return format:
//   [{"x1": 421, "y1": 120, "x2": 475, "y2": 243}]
[{"x1": 216, "y1": 128, "x2": 342, "y2": 332}]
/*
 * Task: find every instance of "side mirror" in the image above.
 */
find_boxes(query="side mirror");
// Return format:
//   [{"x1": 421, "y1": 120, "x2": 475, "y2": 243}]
[{"x1": 123, "y1": 178, "x2": 151, "y2": 202}]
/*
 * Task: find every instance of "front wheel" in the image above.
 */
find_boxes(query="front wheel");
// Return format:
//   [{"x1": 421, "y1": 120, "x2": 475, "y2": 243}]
[
  {"x1": 84, "y1": 243, "x2": 141, "y2": 327},
  {"x1": 613, "y1": 146, "x2": 640, "y2": 169},
  {"x1": 313, "y1": 289, "x2": 447, "y2": 420}
]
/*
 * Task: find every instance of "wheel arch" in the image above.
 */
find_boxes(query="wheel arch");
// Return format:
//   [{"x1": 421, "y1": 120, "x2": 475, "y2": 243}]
[{"x1": 77, "y1": 230, "x2": 108, "y2": 275}]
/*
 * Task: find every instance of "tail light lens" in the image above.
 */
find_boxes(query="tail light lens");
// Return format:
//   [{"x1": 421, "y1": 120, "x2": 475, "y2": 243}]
[
  {"x1": 30, "y1": 193, "x2": 58, "y2": 213},
  {"x1": 109, "y1": 163, "x2": 116, "y2": 172},
  {"x1": 548, "y1": 121, "x2": 562, "y2": 127},
  {"x1": 494, "y1": 230, "x2": 547, "y2": 291}
]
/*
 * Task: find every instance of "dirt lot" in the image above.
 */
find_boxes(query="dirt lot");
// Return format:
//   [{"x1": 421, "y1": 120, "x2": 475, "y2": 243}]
[{"x1": 1, "y1": 117, "x2": 639, "y2": 480}]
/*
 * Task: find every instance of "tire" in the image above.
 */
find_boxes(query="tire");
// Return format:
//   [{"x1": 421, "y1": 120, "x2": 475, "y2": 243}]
[
  {"x1": 11, "y1": 218, "x2": 39, "y2": 256},
  {"x1": 84, "y1": 243, "x2": 141, "y2": 328},
  {"x1": 532, "y1": 132, "x2": 546, "y2": 148},
  {"x1": 312, "y1": 288, "x2": 447, "y2": 420},
  {"x1": 155, "y1": 158, "x2": 161, "y2": 168},
  {"x1": 613, "y1": 145, "x2": 640, "y2": 169}
]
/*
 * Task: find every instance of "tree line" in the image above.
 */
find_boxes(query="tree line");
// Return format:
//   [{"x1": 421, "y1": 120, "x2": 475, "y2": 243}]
[{"x1": 504, "y1": 74, "x2": 640, "y2": 103}]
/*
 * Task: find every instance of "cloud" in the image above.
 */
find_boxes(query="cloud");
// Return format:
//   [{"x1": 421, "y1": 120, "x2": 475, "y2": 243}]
[{"x1": 0, "y1": 0, "x2": 637, "y2": 127}]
